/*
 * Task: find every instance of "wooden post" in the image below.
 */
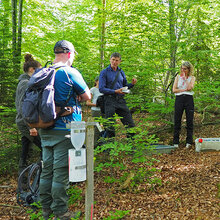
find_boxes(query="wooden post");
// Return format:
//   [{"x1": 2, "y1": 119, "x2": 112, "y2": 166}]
[{"x1": 85, "y1": 118, "x2": 95, "y2": 220}]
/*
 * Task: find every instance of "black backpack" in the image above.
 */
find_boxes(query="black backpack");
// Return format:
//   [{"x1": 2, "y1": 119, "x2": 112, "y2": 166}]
[
  {"x1": 22, "y1": 63, "x2": 74, "y2": 129},
  {"x1": 17, "y1": 162, "x2": 42, "y2": 208}
]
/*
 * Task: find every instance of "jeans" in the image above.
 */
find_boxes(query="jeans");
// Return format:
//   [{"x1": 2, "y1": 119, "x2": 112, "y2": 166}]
[
  {"x1": 173, "y1": 95, "x2": 194, "y2": 145},
  {"x1": 104, "y1": 95, "x2": 135, "y2": 138},
  {"x1": 39, "y1": 129, "x2": 73, "y2": 215}
]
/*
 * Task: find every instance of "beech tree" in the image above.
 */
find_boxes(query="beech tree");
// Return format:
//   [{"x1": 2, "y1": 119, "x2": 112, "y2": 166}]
[
  {"x1": 0, "y1": 0, "x2": 219, "y2": 113},
  {"x1": 11, "y1": 0, "x2": 23, "y2": 75}
]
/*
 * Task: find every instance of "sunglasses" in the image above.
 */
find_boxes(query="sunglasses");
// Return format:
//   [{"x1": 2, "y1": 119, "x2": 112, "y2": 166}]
[{"x1": 181, "y1": 67, "x2": 188, "y2": 70}]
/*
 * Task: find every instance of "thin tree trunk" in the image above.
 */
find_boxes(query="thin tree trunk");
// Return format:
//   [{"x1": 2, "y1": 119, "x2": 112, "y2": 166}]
[
  {"x1": 11, "y1": 0, "x2": 17, "y2": 69},
  {"x1": 11, "y1": 0, "x2": 23, "y2": 76},
  {"x1": 166, "y1": 0, "x2": 176, "y2": 91},
  {"x1": 164, "y1": 1, "x2": 190, "y2": 93},
  {"x1": 17, "y1": 0, "x2": 23, "y2": 61},
  {"x1": 0, "y1": 0, "x2": 11, "y2": 104},
  {"x1": 100, "y1": 0, "x2": 106, "y2": 71}
]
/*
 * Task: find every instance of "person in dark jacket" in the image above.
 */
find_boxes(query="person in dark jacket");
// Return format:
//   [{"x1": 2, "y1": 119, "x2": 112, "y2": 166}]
[
  {"x1": 99, "y1": 52, "x2": 137, "y2": 139},
  {"x1": 15, "y1": 54, "x2": 42, "y2": 174}
]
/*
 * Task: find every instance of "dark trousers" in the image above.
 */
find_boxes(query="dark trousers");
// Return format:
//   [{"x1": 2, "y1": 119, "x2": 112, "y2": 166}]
[
  {"x1": 91, "y1": 109, "x2": 103, "y2": 147},
  {"x1": 173, "y1": 95, "x2": 194, "y2": 145},
  {"x1": 20, "y1": 135, "x2": 42, "y2": 165},
  {"x1": 104, "y1": 95, "x2": 135, "y2": 138}
]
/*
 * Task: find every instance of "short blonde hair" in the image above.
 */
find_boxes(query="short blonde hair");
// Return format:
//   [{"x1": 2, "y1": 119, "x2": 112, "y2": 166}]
[{"x1": 181, "y1": 61, "x2": 194, "y2": 76}]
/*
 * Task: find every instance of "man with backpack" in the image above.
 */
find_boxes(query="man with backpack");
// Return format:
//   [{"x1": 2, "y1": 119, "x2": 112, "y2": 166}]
[
  {"x1": 99, "y1": 52, "x2": 137, "y2": 139},
  {"x1": 39, "y1": 40, "x2": 91, "y2": 220}
]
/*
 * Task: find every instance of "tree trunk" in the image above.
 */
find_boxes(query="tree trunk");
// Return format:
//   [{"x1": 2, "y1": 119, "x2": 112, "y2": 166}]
[
  {"x1": 11, "y1": 0, "x2": 17, "y2": 70},
  {"x1": 0, "y1": 0, "x2": 11, "y2": 105},
  {"x1": 17, "y1": 0, "x2": 23, "y2": 62},
  {"x1": 11, "y1": 0, "x2": 23, "y2": 76},
  {"x1": 100, "y1": 0, "x2": 106, "y2": 71},
  {"x1": 167, "y1": 0, "x2": 176, "y2": 90},
  {"x1": 165, "y1": 1, "x2": 190, "y2": 93}
]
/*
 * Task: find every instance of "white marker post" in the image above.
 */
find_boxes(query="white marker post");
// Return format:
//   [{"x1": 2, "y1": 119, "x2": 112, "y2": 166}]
[
  {"x1": 67, "y1": 119, "x2": 103, "y2": 220},
  {"x1": 85, "y1": 119, "x2": 95, "y2": 220}
]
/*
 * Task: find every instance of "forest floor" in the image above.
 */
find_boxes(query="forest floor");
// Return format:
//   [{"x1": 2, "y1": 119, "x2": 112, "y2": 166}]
[{"x1": 0, "y1": 113, "x2": 219, "y2": 220}]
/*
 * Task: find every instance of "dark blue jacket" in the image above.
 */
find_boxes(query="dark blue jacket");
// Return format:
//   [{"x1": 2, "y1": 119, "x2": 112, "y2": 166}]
[{"x1": 99, "y1": 65, "x2": 134, "y2": 95}]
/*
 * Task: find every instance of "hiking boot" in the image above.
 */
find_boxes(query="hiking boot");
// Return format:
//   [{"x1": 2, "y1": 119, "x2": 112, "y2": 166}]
[
  {"x1": 54, "y1": 210, "x2": 81, "y2": 220},
  {"x1": 42, "y1": 208, "x2": 53, "y2": 220}
]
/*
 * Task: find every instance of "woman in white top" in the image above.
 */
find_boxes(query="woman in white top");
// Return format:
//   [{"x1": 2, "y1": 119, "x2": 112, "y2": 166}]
[
  {"x1": 86, "y1": 76, "x2": 103, "y2": 146},
  {"x1": 172, "y1": 61, "x2": 196, "y2": 148}
]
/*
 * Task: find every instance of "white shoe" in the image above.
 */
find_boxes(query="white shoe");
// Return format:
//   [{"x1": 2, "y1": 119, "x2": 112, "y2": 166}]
[
  {"x1": 174, "y1": 144, "x2": 179, "y2": 148},
  {"x1": 186, "y1": 143, "x2": 191, "y2": 148}
]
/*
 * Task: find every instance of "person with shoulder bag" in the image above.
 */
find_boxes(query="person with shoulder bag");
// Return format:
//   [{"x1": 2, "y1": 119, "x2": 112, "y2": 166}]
[{"x1": 99, "y1": 52, "x2": 137, "y2": 139}]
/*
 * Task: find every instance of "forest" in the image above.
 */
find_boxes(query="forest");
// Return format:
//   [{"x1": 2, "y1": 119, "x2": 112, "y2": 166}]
[{"x1": 0, "y1": 0, "x2": 219, "y2": 219}]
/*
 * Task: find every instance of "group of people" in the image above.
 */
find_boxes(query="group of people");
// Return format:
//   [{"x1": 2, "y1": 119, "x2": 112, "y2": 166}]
[
  {"x1": 16, "y1": 40, "x2": 91, "y2": 219},
  {"x1": 15, "y1": 39, "x2": 195, "y2": 219}
]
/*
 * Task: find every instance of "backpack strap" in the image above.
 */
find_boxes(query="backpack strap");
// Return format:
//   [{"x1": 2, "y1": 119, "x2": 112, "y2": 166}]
[
  {"x1": 54, "y1": 67, "x2": 78, "y2": 118},
  {"x1": 42, "y1": 64, "x2": 79, "y2": 119},
  {"x1": 44, "y1": 61, "x2": 53, "y2": 67}
]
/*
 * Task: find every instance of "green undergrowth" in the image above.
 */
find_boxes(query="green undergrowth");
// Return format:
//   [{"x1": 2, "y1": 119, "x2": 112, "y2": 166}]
[
  {"x1": 0, "y1": 109, "x2": 20, "y2": 175},
  {"x1": 94, "y1": 115, "x2": 162, "y2": 191}
]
